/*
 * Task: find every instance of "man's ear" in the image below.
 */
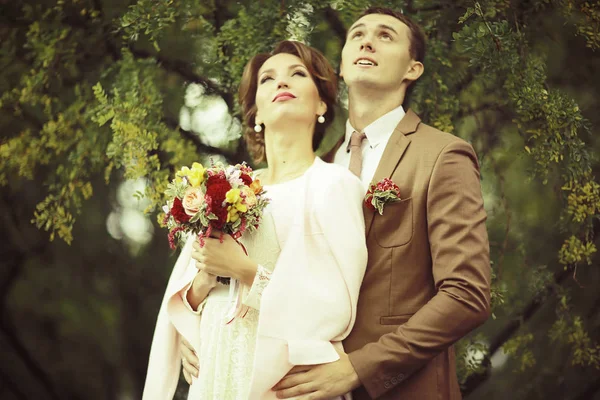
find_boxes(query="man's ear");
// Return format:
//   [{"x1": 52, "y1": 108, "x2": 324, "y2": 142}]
[{"x1": 405, "y1": 61, "x2": 424, "y2": 83}]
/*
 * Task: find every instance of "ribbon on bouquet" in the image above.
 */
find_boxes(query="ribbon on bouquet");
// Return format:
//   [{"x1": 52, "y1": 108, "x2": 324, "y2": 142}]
[{"x1": 224, "y1": 239, "x2": 250, "y2": 324}]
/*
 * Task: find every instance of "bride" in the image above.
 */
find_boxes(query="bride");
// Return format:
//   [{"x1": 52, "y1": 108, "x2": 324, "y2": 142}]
[{"x1": 142, "y1": 40, "x2": 367, "y2": 400}]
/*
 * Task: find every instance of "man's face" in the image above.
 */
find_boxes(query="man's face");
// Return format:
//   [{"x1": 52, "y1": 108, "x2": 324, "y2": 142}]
[{"x1": 341, "y1": 13, "x2": 417, "y2": 92}]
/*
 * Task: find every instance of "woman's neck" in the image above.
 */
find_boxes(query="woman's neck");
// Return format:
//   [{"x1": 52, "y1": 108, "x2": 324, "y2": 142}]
[{"x1": 262, "y1": 127, "x2": 315, "y2": 185}]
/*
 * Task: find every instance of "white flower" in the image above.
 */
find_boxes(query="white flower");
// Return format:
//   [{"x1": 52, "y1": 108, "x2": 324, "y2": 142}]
[
  {"x1": 179, "y1": 107, "x2": 191, "y2": 131},
  {"x1": 184, "y1": 83, "x2": 205, "y2": 108},
  {"x1": 226, "y1": 167, "x2": 243, "y2": 187}
]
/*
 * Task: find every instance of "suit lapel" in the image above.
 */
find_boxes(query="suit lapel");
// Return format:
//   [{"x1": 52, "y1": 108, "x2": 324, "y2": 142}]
[{"x1": 364, "y1": 109, "x2": 421, "y2": 237}]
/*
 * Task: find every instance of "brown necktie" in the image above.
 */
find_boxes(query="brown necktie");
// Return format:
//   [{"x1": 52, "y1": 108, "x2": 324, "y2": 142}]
[{"x1": 348, "y1": 131, "x2": 367, "y2": 177}]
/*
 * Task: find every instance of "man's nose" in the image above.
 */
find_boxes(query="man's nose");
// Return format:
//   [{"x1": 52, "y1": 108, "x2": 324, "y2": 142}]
[{"x1": 360, "y1": 36, "x2": 375, "y2": 52}]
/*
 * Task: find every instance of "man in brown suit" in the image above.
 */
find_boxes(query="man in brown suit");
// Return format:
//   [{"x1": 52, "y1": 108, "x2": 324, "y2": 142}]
[{"x1": 273, "y1": 7, "x2": 492, "y2": 400}]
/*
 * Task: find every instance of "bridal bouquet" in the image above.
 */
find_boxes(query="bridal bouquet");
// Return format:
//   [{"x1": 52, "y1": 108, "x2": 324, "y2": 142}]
[{"x1": 162, "y1": 161, "x2": 269, "y2": 284}]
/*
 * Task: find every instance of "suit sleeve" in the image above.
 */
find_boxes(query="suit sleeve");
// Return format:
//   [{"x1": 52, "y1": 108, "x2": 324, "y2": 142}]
[{"x1": 348, "y1": 140, "x2": 492, "y2": 398}]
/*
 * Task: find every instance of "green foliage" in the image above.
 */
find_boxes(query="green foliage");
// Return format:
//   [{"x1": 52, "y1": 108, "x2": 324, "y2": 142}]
[
  {"x1": 121, "y1": 0, "x2": 178, "y2": 49},
  {"x1": 2, "y1": 0, "x2": 600, "y2": 397},
  {"x1": 550, "y1": 293, "x2": 600, "y2": 369},
  {"x1": 214, "y1": 2, "x2": 289, "y2": 97},
  {"x1": 455, "y1": 333, "x2": 490, "y2": 386},
  {"x1": 503, "y1": 333, "x2": 537, "y2": 372},
  {"x1": 557, "y1": 0, "x2": 600, "y2": 50}
]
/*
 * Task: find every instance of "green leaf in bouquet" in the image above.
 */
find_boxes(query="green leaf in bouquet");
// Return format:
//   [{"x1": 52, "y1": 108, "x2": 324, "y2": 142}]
[
  {"x1": 244, "y1": 214, "x2": 258, "y2": 233},
  {"x1": 230, "y1": 218, "x2": 242, "y2": 231},
  {"x1": 165, "y1": 179, "x2": 188, "y2": 199},
  {"x1": 189, "y1": 212, "x2": 202, "y2": 223},
  {"x1": 376, "y1": 191, "x2": 401, "y2": 203},
  {"x1": 198, "y1": 212, "x2": 209, "y2": 226}
]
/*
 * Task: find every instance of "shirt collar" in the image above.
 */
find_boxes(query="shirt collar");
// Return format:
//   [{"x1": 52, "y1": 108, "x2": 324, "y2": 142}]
[{"x1": 345, "y1": 105, "x2": 406, "y2": 149}]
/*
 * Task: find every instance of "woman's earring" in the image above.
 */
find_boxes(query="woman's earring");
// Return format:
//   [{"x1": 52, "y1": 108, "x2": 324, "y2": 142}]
[
  {"x1": 254, "y1": 123, "x2": 262, "y2": 132},
  {"x1": 317, "y1": 115, "x2": 325, "y2": 124}
]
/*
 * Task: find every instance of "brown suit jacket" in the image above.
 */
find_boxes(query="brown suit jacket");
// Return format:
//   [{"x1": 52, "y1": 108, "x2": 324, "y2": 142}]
[{"x1": 332, "y1": 110, "x2": 491, "y2": 399}]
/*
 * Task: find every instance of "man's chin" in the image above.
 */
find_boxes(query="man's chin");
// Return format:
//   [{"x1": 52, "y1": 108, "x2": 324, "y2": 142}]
[{"x1": 345, "y1": 76, "x2": 386, "y2": 91}]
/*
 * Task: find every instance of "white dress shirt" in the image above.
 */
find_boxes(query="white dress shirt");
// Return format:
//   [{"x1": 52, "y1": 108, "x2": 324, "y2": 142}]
[{"x1": 334, "y1": 105, "x2": 406, "y2": 191}]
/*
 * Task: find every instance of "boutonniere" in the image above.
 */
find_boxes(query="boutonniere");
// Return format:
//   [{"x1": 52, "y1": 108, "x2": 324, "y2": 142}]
[{"x1": 364, "y1": 178, "x2": 402, "y2": 215}]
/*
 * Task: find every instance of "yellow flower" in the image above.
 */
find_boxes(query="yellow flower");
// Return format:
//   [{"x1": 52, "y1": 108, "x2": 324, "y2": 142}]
[
  {"x1": 225, "y1": 188, "x2": 248, "y2": 223},
  {"x1": 188, "y1": 162, "x2": 206, "y2": 186},
  {"x1": 235, "y1": 202, "x2": 247, "y2": 213},
  {"x1": 227, "y1": 206, "x2": 240, "y2": 223},
  {"x1": 226, "y1": 188, "x2": 241, "y2": 204},
  {"x1": 176, "y1": 162, "x2": 205, "y2": 187}
]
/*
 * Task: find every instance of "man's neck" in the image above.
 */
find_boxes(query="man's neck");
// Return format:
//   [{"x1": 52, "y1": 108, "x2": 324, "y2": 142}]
[{"x1": 347, "y1": 86, "x2": 405, "y2": 132}]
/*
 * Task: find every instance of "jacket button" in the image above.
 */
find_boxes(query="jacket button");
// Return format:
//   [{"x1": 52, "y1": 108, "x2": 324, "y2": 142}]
[
  {"x1": 397, "y1": 373, "x2": 405, "y2": 381},
  {"x1": 391, "y1": 377, "x2": 398, "y2": 385},
  {"x1": 384, "y1": 381, "x2": 392, "y2": 389}
]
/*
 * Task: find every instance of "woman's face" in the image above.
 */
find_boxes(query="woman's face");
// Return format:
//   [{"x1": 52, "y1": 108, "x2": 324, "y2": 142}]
[{"x1": 255, "y1": 52, "x2": 326, "y2": 131}]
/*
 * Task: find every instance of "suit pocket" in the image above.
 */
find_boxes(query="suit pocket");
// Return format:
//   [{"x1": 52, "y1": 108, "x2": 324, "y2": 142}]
[
  {"x1": 380, "y1": 314, "x2": 412, "y2": 325},
  {"x1": 373, "y1": 197, "x2": 413, "y2": 248}
]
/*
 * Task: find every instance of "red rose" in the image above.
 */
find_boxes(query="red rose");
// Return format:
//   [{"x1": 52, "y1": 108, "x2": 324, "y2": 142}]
[
  {"x1": 364, "y1": 194, "x2": 375, "y2": 211},
  {"x1": 206, "y1": 174, "x2": 227, "y2": 187},
  {"x1": 240, "y1": 173, "x2": 253, "y2": 186},
  {"x1": 377, "y1": 178, "x2": 400, "y2": 193},
  {"x1": 171, "y1": 197, "x2": 191, "y2": 223},
  {"x1": 364, "y1": 186, "x2": 375, "y2": 211},
  {"x1": 212, "y1": 206, "x2": 228, "y2": 229},
  {"x1": 205, "y1": 177, "x2": 231, "y2": 228}
]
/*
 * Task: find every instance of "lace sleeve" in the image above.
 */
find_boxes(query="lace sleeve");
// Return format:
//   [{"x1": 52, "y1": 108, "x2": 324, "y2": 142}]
[{"x1": 242, "y1": 264, "x2": 272, "y2": 310}]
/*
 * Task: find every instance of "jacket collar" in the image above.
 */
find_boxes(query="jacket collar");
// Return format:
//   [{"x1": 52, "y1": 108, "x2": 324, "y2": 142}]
[{"x1": 363, "y1": 109, "x2": 421, "y2": 237}]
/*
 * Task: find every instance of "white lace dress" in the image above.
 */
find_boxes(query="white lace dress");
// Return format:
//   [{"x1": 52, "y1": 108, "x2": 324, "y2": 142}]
[{"x1": 184, "y1": 177, "x2": 303, "y2": 400}]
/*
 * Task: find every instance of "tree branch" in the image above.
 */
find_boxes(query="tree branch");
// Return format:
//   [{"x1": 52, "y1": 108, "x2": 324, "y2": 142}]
[
  {"x1": 457, "y1": 103, "x2": 503, "y2": 119},
  {"x1": 91, "y1": 0, "x2": 121, "y2": 61},
  {"x1": 324, "y1": 7, "x2": 346, "y2": 42},
  {"x1": 92, "y1": 0, "x2": 235, "y2": 110},
  {"x1": 0, "y1": 256, "x2": 22, "y2": 323},
  {"x1": 490, "y1": 268, "x2": 571, "y2": 353},
  {"x1": 462, "y1": 267, "x2": 572, "y2": 397},
  {"x1": 0, "y1": 323, "x2": 61, "y2": 400},
  {"x1": 573, "y1": 376, "x2": 600, "y2": 400},
  {"x1": 128, "y1": 47, "x2": 234, "y2": 110},
  {"x1": 404, "y1": 1, "x2": 452, "y2": 14},
  {"x1": 0, "y1": 367, "x2": 28, "y2": 400},
  {"x1": 413, "y1": 5, "x2": 446, "y2": 13}
]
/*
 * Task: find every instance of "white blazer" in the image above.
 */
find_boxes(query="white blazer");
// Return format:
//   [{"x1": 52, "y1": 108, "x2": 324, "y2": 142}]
[{"x1": 142, "y1": 157, "x2": 368, "y2": 399}]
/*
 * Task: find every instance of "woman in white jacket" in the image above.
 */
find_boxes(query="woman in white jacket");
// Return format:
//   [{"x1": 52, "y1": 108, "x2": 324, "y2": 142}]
[{"x1": 143, "y1": 40, "x2": 367, "y2": 400}]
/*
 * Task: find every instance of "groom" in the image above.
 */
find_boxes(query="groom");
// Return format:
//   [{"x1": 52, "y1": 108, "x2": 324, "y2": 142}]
[
  {"x1": 272, "y1": 7, "x2": 491, "y2": 400},
  {"x1": 181, "y1": 7, "x2": 491, "y2": 400}
]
